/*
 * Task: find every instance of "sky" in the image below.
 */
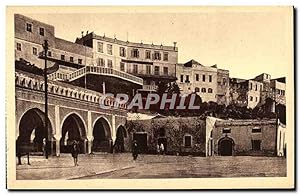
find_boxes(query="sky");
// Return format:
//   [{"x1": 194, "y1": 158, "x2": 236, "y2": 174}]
[{"x1": 24, "y1": 6, "x2": 293, "y2": 79}]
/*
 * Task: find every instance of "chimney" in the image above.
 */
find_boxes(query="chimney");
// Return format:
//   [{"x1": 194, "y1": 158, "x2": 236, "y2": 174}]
[{"x1": 173, "y1": 42, "x2": 177, "y2": 50}]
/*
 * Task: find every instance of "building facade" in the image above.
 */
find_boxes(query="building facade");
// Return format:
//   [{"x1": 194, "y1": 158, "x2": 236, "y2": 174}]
[
  {"x1": 126, "y1": 116, "x2": 206, "y2": 156},
  {"x1": 176, "y1": 60, "x2": 230, "y2": 104},
  {"x1": 270, "y1": 77, "x2": 286, "y2": 105},
  {"x1": 76, "y1": 32, "x2": 178, "y2": 92},
  {"x1": 15, "y1": 14, "x2": 94, "y2": 72},
  {"x1": 229, "y1": 77, "x2": 264, "y2": 109},
  {"x1": 206, "y1": 117, "x2": 278, "y2": 156},
  {"x1": 15, "y1": 14, "x2": 178, "y2": 95}
]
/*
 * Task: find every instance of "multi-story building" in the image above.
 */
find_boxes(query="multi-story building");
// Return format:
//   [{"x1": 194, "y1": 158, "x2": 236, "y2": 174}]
[
  {"x1": 270, "y1": 77, "x2": 286, "y2": 105},
  {"x1": 229, "y1": 78, "x2": 264, "y2": 109},
  {"x1": 75, "y1": 32, "x2": 178, "y2": 92},
  {"x1": 15, "y1": 14, "x2": 94, "y2": 71},
  {"x1": 15, "y1": 14, "x2": 178, "y2": 96},
  {"x1": 176, "y1": 59, "x2": 230, "y2": 104}
]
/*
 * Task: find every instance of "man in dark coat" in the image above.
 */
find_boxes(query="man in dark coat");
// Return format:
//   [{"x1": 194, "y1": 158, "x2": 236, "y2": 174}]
[
  {"x1": 132, "y1": 140, "x2": 139, "y2": 160},
  {"x1": 71, "y1": 141, "x2": 80, "y2": 166}
]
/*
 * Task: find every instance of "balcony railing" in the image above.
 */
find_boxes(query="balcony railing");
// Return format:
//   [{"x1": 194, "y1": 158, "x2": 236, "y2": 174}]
[
  {"x1": 48, "y1": 65, "x2": 143, "y2": 86},
  {"x1": 16, "y1": 71, "x2": 128, "y2": 110},
  {"x1": 141, "y1": 85, "x2": 158, "y2": 91}
]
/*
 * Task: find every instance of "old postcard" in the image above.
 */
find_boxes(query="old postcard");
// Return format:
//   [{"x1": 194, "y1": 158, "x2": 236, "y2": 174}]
[{"x1": 6, "y1": 6, "x2": 294, "y2": 189}]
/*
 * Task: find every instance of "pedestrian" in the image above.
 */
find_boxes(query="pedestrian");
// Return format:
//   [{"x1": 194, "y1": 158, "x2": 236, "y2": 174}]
[
  {"x1": 160, "y1": 143, "x2": 164, "y2": 155},
  {"x1": 71, "y1": 141, "x2": 79, "y2": 166},
  {"x1": 156, "y1": 144, "x2": 160, "y2": 155},
  {"x1": 132, "y1": 140, "x2": 138, "y2": 160}
]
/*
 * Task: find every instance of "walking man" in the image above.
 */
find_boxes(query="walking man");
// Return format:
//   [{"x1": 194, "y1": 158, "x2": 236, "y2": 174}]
[
  {"x1": 71, "y1": 141, "x2": 80, "y2": 166},
  {"x1": 132, "y1": 140, "x2": 138, "y2": 160}
]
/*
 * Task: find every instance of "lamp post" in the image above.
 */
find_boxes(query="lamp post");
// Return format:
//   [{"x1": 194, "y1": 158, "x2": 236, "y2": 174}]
[{"x1": 42, "y1": 40, "x2": 49, "y2": 159}]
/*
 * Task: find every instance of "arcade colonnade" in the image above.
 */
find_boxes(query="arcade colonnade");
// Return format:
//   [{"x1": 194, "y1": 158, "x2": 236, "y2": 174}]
[{"x1": 17, "y1": 106, "x2": 127, "y2": 156}]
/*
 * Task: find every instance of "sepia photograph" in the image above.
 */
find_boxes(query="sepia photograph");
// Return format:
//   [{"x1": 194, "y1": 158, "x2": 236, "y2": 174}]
[{"x1": 6, "y1": 6, "x2": 294, "y2": 189}]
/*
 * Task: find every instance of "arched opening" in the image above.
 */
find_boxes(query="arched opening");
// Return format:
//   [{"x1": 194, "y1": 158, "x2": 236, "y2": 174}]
[
  {"x1": 218, "y1": 137, "x2": 234, "y2": 156},
  {"x1": 60, "y1": 113, "x2": 86, "y2": 153},
  {"x1": 92, "y1": 117, "x2": 111, "y2": 152},
  {"x1": 114, "y1": 125, "x2": 127, "y2": 153},
  {"x1": 18, "y1": 108, "x2": 52, "y2": 153}
]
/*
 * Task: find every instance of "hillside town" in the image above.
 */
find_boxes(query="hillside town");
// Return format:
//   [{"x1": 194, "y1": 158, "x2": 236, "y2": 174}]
[{"x1": 13, "y1": 13, "x2": 288, "y2": 180}]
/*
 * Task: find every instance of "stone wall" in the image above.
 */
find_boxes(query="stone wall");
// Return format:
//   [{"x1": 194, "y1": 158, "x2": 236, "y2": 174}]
[
  {"x1": 212, "y1": 119, "x2": 277, "y2": 156},
  {"x1": 126, "y1": 117, "x2": 206, "y2": 156}
]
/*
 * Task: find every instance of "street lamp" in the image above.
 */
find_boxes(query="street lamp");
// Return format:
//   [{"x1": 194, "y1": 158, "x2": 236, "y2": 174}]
[{"x1": 42, "y1": 40, "x2": 49, "y2": 159}]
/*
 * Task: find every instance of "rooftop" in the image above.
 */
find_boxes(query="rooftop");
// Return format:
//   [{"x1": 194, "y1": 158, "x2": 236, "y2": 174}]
[{"x1": 76, "y1": 32, "x2": 178, "y2": 52}]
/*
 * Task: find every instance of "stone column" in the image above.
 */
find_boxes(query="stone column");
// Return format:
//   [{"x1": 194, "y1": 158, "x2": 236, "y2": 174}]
[
  {"x1": 54, "y1": 105, "x2": 61, "y2": 156},
  {"x1": 111, "y1": 115, "x2": 116, "y2": 144},
  {"x1": 87, "y1": 111, "x2": 93, "y2": 154}
]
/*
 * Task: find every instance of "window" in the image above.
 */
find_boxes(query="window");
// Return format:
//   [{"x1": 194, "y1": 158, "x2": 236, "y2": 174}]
[
  {"x1": 209, "y1": 75, "x2": 212, "y2": 82},
  {"x1": 184, "y1": 135, "x2": 192, "y2": 148},
  {"x1": 70, "y1": 56, "x2": 74, "y2": 62},
  {"x1": 252, "y1": 140, "x2": 261, "y2": 151},
  {"x1": 145, "y1": 50, "x2": 151, "y2": 59},
  {"x1": 195, "y1": 87, "x2": 200, "y2": 92},
  {"x1": 120, "y1": 62, "x2": 125, "y2": 71},
  {"x1": 202, "y1": 75, "x2": 206, "y2": 82},
  {"x1": 120, "y1": 47, "x2": 126, "y2": 57},
  {"x1": 250, "y1": 83, "x2": 253, "y2": 90},
  {"x1": 78, "y1": 59, "x2": 82, "y2": 64},
  {"x1": 107, "y1": 44, "x2": 113, "y2": 55},
  {"x1": 201, "y1": 88, "x2": 206, "y2": 93},
  {"x1": 196, "y1": 74, "x2": 199, "y2": 81},
  {"x1": 163, "y1": 52, "x2": 168, "y2": 61},
  {"x1": 163, "y1": 67, "x2": 168, "y2": 75},
  {"x1": 133, "y1": 64, "x2": 138, "y2": 74},
  {"x1": 256, "y1": 97, "x2": 258, "y2": 102},
  {"x1": 39, "y1": 27, "x2": 44, "y2": 36},
  {"x1": 132, "y1": 49, "x2": 139, "y2": 58},
  {"x1": 48, "y1": 51, "x2": 52, "y2": 57},
  {"x1": 107, "y1": 59, "x2": 113, "y2": 68},
  {"x1": 146, "y1": 65, "x2": 151, "y2": 75},
  {"x1": 32, "y1": 47, "x2": 37, "y2": 55},
  {"x1": 255, "y1": 84, "x2": 258, "y2": 91},
  {"x1": 180, "y1": 75, "x2": 184, "y2": 83},
  {"x1": 154, "y1": 66, "x2": 160, "y2": 75},
  {"x1": 223, "y1": 78, "x2": 227, "y2": 85},
  {"x1": 208, "y1": 88, "x2": 213, "y2": 93},
  {"x1": 26, "y1": 23, "x2": 32, "y2": 32},
  {"x1": 127, "y1": 64, "x2": 131, "y2": 73},
  {"x1": 97, "y1": 42, "x2": 103, "y2": 53},
  {"x1": 282, "y1": 90, "x2": 285, "y2": 96},
  {"x1": 61, "y1": 55, "x2": 65, "y2": 61},
  {"x1": 252, "y1": 127, "x2": 262, "y2": 133},
  {"x1": 17, "y1": 43, "x2": 21, "y2": 51},
  {"x1": 159, "y1": 128, "x2": 166, "y2": 137},
  {"x1": 154, "y1": 51, "x2": 161, "y2": 60},
  {"x1": 223, "y1": 128, "x2": 231, "y2": 134},
  {"x1": 97, "y1": 58, "x2": 105, "y2": 66},
  {"x1": 250, "y1": 96, "x2": 253, "y2": 101},
  {"x1": 185, "y1": 75, "x2": 190, "y2": 83}
]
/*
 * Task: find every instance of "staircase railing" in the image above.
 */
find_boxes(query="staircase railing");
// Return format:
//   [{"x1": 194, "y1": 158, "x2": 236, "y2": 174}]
[{"x1": 48, "y1": 65, "x2": 143, "y2": 85}]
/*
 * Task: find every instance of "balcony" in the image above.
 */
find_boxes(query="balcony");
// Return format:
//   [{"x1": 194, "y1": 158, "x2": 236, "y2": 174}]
[
  {"x1": 138, "y1": 85, "x2": 158, "y2": 92},
  {"x1": 48, "y1": 65, "x2": 143, "y2": 86}
]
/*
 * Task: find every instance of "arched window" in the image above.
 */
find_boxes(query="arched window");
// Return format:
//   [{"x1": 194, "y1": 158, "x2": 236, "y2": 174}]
[
  {"x1": 201, "y1": 88, "x2": 206, "y2": 93},
  {"x1": 208, "y1": 88, "x2": 213, "y2": 93},
  {"x1": 195, "y1": 87, "x2": 200, "y2": 92}
]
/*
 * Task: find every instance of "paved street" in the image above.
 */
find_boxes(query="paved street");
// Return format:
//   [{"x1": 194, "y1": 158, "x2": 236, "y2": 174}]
[{"x1": 16, "y1": 153, "x2": 286, "y2": 180}]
